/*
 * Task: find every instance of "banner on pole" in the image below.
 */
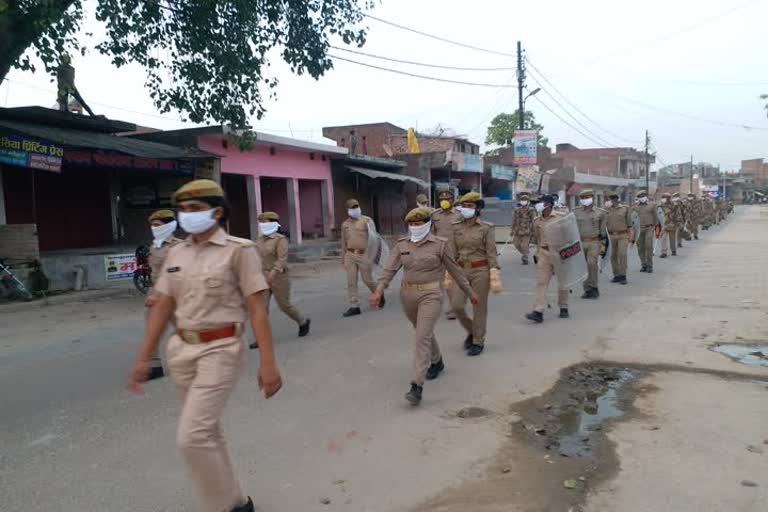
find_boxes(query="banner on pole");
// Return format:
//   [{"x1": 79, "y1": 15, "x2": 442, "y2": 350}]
[
  {"x1": 490, "y1": 164, "x2": 516, "y2": 181},
  {"x1": 513, "y1": 130, "x2": 538, "y2": 165},
  {"x1": 515, "y1": 165, "x2": 540, "y2": 193}
]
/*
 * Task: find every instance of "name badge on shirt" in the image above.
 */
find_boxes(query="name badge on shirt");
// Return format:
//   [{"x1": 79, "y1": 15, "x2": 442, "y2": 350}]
[{"x1": 167, "y1": 266, "x2": 181, "y2": 273}]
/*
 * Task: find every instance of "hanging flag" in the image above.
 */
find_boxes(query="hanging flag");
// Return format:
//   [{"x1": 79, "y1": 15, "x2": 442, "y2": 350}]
[{"x1": 407, "y1": 127, "x2": 420, "y2": 153}]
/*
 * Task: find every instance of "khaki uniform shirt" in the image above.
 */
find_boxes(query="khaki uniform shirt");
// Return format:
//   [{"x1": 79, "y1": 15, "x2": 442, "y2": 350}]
[
  {"x1": 511, "y1": 206, "x2": 536, "y2": 236},
  {"x1": 377, "y1": 234, "x2": 473, "y2": 296},
  {"x1": 256, "y1": 233, "x2": 289, "y2": 274},
  {"x1": 148, "y1": 236, "x2": 182, "y2": 277},
  {"x1": 431, "y1": 208, "x2": 462, "y2": 238},
  {"x1": 450, "y1": 219, "x2": 500, "y2": 269},
  {"x1": 154, "y1": 228, "x2": 269, "y2": 331},
  {"x1": 574, "y1": 207, "x2": 607, "y2": 239},
  {"x1": 605, "y1": 205, "x2": 632, "y2": 234},
  {"x1": 341, "y1": 216, "x2": 372, "y2": 252},
  {"x1": 632, "y1": 203, "x2": 658, "y2": 227},
  {"x1": 532, "y1": 211, "x2": 566, "y2": 249}
]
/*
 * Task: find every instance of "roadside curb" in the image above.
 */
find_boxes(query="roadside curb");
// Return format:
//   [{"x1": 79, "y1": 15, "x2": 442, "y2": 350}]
[{"x1": 0, "y1": 286, "x2": 140, "y2": 314}]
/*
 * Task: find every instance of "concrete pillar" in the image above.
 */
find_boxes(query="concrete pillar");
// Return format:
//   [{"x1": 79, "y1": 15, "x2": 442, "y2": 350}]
[
  {"x1": 246, "y1": 175, "x2": 262, "y2": 240},
  {"x1": 108, "y1": 170, "x2": 120, "y2": 243},
  {"x1": 320, "y1": 179, "x2": 334, "y2": 238},
  {"x1": 286, "y1": 178, "x2": 302, "y2": 244},
  {"x1": 0, "y1": 167, "x2": 6, "y2": 225}
]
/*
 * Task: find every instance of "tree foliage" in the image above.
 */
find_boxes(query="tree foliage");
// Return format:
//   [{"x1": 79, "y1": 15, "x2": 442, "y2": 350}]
[
  {"x1": 485, "y1": 111, "x2": 548, "y2": 148},
  {"x1": 0, "y1": 0, "x2": 372, "y2": 126}
]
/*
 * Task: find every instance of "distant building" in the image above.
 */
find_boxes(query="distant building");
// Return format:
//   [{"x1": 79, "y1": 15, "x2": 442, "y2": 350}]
[{"x1": 741, "y1": 158, "x2": 768, "y2": 186}]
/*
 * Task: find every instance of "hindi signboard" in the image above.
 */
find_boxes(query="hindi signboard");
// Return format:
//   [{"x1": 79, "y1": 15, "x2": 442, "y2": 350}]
[
  {"x1": 491, "y1": 164, "x2": 516, "y2": 181},
  {"x1": 448, "y1": 151, "x2": 483, "y2": 173},
  {"x1": 515, "y1": 165, "x2": 540, "y2": 192},
  {"x1": 0, "y1": 134, "x2": 63, "y2": 172},
  {"x1": 513, "y1": 130, "x2": 538, "y2": 165},
  {"x1": 104, "y1": 253, "x2": 137, "y2": 281}
]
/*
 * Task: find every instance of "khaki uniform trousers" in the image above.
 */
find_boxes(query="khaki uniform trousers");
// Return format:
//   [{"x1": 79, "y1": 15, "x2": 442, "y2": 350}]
[
  {"x1": 449, "y1": 267, "x2": 490, "y2": 345},
  {"x1": 609, "y1": 234, "x2": 629, "y2": 277},
  {"x1": 345, "y1": 251, "x2": 376, "y2": 306},
  {"x1": 513, "y1": 235, "x2": 531, "y2": 257},
  {"x1": 582, "y1": 240, "x2": 601, "y2": 290},
  {"x1": 661, "y1": 228, "x2": 678, "y2": 255},
  {"x1": 533, "y1": 248, "x2": 569, "y2": 312},
  {"x1": 145, "y1": 304, "x2": 174, "y2": 368},
  {"x1": 167, "y1": 334, "x2": 246, "y2": 512},
  {"x1": 636, "y1": 226, "x2": 654, "y2": 268},
  {"x1": 401, "y1": 287, "x2": 443, "y2": 386},
  {"x1": 267, "y1": 272, "x2": 304, "y2": 325}
]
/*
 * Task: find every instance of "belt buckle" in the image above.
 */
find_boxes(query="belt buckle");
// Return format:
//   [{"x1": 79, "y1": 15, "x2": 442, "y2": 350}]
[
  {"x1": 181, "y1": 331, "x2": 201, "y2": 344},
  {"x1": 462, "y1": 261, "x2": 472, "y2": 269}
]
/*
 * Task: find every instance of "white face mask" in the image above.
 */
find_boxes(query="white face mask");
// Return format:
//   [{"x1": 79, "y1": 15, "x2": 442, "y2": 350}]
[
  {"x1": 580, "y1": 198, "x2": 594, "y2": 207},
  {"x1": 520, "y1": 201, "x2": 529, "y2": 207},
  {"x1": 672, "y1": 197, "x2": 680, "y2": 203},
  {"x1": 348, "y1": 207, "x2": 362, "y2": 218},
  {"x1": 259, "y1": 221, "x2": 280, "y2": 236},
  {"x1": 535, "y1": 202, "x2": 546, "y2": 213},
  {"x1": 458, "y1": 206, "x2": 476, "y2": 219},
  {"x1": 409, "y1": 221, "x2": 432, "y2": 242},
  {"x1": 151, "y1": 220, "x2": 177, "y2": 248},
  {"x1": 178, "y1": 209, "x2": 218, "y2": 234},
  {"x1": 638, "y1": 197, "x2": 648, "y2": 204},
  {"x1": 417, "y1": 203, "x2": 429, "y2": 209},
  {"x1": 605, "y1": 200, "x2": 613, "y2": 208}
]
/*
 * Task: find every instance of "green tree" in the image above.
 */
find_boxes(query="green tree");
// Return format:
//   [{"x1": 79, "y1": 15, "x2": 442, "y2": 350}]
[
  {"x1": 485, "y1": 111, "x2": 548, "y2": 149},
  {"x1": 0, "y1": 0, "x2": 371, "y2": 126}
]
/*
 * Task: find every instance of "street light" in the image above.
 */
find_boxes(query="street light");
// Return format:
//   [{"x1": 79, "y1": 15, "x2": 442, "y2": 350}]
[
  {"x1": 518, "y1": 87, "x2": 542, "y2": 131},
  {"x1": 524, "y1": 88, "x2": 542, "y2": 103}
]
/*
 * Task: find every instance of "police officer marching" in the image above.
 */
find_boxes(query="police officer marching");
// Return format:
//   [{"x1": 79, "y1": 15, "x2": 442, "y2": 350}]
[
  {"x1": 573, "y1": 189, "x2": 607, "y2": 299},
  {"x1": 511, "y1": 193, "x2": 537, "y2": 265},
  {"x1": 416, "y1": 193, "x2": 432, "y2": 211},
  {"x1": 631, "y1": 191, "x2": 658, "y2": 273},
  {"x1": 369, "y1": 207, "x2": 478, "y2": 405},
  {"x1": 250, "y1": 211, "x2": 310, "y2": 349},
  {"x1": 660, "y1": 192, "x2": 680, "y2": 258},
  {"x1": 449, "y1": 192, "x2": 499, "y2": 356},
  {"x1": 431, "y1": 189, "x2": 462, "y2": 319},
  {"x1": 145, "y1": 209, "x2": 182, "y2": 380},
  {"x1": 525, "y1": 195, "x2": 569, "y2": 323},
  {"x1": 129, "y1": 179, "x2": 282, "y2": 512},
  {"x1": 604, "y1": 191, "x2": 633, "y2": 285},
  {"x1": 341, "y1": 198, "x2": 383, "y2": 317}
]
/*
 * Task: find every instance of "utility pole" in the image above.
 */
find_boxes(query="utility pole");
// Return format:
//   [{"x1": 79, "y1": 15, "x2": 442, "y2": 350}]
[
  {"x1": 644, "y1": 130, "x2": 650, "y2": 194},
  {"x1": 690, "y1": 155, "x2": 694, "y2": 194},
  {"x1": 517, "y1": 41, "x2": 525, "y2": 130}
]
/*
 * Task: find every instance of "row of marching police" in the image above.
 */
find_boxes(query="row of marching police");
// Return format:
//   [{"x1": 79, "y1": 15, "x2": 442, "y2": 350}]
[{"x1": 127, "y1": 180, "x2": 731, "y2": 512}]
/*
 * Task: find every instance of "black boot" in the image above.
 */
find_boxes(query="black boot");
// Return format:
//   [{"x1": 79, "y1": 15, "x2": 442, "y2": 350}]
[
  {"x1": 249, "y1": 342, "x2": 258, "y2": 350},
  {"x1": 694, "y1": 234, "x2": 699, "y2": 240},
  {"x1": 521, "y1": 256, "x2": 529, "y2": 265},
  {"x1": 559, "y1": 308, "x2": 570, "y2": 318},
  {"x1": 525, "y1": 311, "x2": 544, "y2": 323},
  {"x1": 342, "y1": 307, "x2": 361, "y2": 317},
  {"x1": 660, "y1": 253, "x2": 668, "y2": 259},
  {"x1": 426, "y1": 359, "x2": 445, "y2": 380},
  {"x1": 467, "y1": 344, "x2": 484, "y2": 357},
  {"x1": 379, "y1": 294, "x2": 386, "y2": 308},
  {"x1": 298, "y1": 318, "x2": 311, "y2": 337},
  {"x1": 594, "y1": 288, "x2": 600, "y2": 297},
  {"x1": 405, "y1": 383, "x2": 423, "y2": 406},
  {"x1": 231, "y1": 497, "x2": 255, "y2": 512},
  {"x1": 611, "y1": 275, "x2": 622, "y2": 283},
  {"x1": 463, "y1": 334, "x2": 474, "y2": 350},
  {"x1": 672, "y1": 250, "x2": 677, "y2": 256},
  {"x1": 618, "y1": 275, "x2": 628, "y2": 285},
  {"x1": 147, "y1": 366, "x2": 165, "y2": 381},
  {"x1": 647, "y1": 266, "x2": 653, "y2": 273}
]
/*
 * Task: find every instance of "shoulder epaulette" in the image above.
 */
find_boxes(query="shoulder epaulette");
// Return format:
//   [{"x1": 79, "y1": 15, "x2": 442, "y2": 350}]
[{"x1": 226, "y1": 235, "x2": 255, "y2": 247}]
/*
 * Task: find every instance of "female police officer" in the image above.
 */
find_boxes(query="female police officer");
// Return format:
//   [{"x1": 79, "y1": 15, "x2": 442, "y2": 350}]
[
  {"x1": 369, "y1": 207, "x2": 478, "y2": 405},
  {"x1": 129, "y1": 179, "x2": 282, "y2": 512},
  {"x1": 144, "y1": 209, "x2": 181, "y2": 380}
]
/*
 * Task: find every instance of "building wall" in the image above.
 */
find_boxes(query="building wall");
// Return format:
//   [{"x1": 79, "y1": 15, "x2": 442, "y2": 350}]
[
  {"x1": 322, "y1": 123, "x2": 407, "y2": 157},
  {"x1": 298, "y1": 179, "x2": 324, "y2": 238},
  {"x1": 0, "y1": 224, "x2": 39, "y2": 262},
  {"x1": 555, "y1": 146, "x2": 648, "y2": 179},
  {"x1": 388, "y1": 135, "x2": 480, "y2": 155}
]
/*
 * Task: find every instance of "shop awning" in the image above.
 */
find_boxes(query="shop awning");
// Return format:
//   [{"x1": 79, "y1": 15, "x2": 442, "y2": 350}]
[
  {"x1": 347, "y1": 166, "x2": 428, "y2": 188},
  {"x1": 0, "y1": 120, "x2": 213, "y2": 159}
]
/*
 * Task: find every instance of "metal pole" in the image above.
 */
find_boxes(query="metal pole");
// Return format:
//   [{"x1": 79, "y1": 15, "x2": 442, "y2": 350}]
[
  {"x1": 644, "y1": 130, "x2": 650, "y2": 194},
  {"x1": 517, "y1": 41, "x2": 525, "y2": 130},
  {"x1": 690, "y1": 155, "x2": 694, "y2": 194}
]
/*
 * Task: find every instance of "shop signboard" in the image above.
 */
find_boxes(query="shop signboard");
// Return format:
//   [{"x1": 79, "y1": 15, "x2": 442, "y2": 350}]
[
  {"x1": 491, "y1": 164, "x2": 516, "y2": 181},
  {"x1": 513, "y1": 130, "x2": 538, "y2": 165},
  {"x1": 515, "y1": 165, "x2": 540, "y2": 192},
  {"x1": 64, "y1": 150, "x2": 195, "y2": 173},
  {"x1": 448, "y1": 151, "x2": 483, "y2": 173},
  {"x1": 0, "y1": 134, "x2": 63, "y2": 172},
  {"x1": 104, "y1": 253, "x2": 137, "y2": 281}
]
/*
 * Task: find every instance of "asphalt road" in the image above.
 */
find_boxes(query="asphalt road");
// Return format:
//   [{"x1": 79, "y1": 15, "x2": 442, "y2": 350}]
[{"x1": 0, "y1": 216, "x2": 736, "y2": 512}]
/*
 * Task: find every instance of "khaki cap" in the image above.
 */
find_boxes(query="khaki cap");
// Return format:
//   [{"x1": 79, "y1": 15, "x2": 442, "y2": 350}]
[
  {"x1": 636, "y1": 191, "x2": 648, "y2": 198},
  {"x1": 672, "y1": 192, "x2": 680, "y2": 198},
  {"x1": 438, "y1": 190, "x2": 454, "y2": 199},
  {"x1": 662, "y1": 192, "x2": 671, "y2": 198},
  {"x1": 346, "y1": 198, "x2": 360, "y2": 208},
  {"x1": 148, "y1": 209, "x2": 175, "y2": 223},
  {"x1": 257, "y1": 211, "x2": 280, "y2": 222},
  {"x1": 404, "y1": 207, "x2": 432, "y2": 223},
  {"x1": 172, "y1": 179, "x2": 224, "y2": 204},
  {"x1": 579, "y1": 189, "x2": 595, "y2": 198},
  {"x1": 459, "y1": 191, "x2": 482, "y2": 203},
  {"x1": 519, "y1": 193, "x2": 530, "y2": 200},
  {"x1": 416, "y1": 193, "x2": 429, "y2": 204}
]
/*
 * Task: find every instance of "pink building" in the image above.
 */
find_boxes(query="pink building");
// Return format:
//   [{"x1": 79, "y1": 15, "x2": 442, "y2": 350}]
[{"x1": 134, "y1": 126, "x2": 347, "y2": 244}]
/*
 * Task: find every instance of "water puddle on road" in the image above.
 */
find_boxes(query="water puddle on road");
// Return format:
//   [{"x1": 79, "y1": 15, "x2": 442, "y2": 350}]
[
  {"x1": 555, "y1": 369, "x2": 636, "y2": 458},
  {"x1": 712, "y1": 344, "x2": 768, "y2": 367}
]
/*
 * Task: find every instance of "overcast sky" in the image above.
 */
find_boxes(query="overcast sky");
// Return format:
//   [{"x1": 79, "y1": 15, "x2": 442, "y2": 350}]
[{"x1": 2, "y1": 0, "x2": 767, "y2": 171}]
